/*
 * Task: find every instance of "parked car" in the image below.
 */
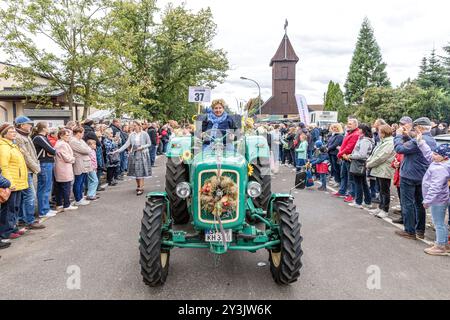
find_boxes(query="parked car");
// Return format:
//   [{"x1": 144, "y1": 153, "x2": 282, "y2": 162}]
[{"x1": 435, "y1": 134, "x2": 450, "y2": 146}]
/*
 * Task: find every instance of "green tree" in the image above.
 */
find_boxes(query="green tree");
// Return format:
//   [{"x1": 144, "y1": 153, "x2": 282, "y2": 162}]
[
  {"x1": 143, "y1": 4, "x2": 228, "y2": 122},
  {"x1": 417, "y1": 49, "x2": 447, "y2": 90},
  {"x1": 245, "y1": 96, "x2": 264, "y2": 116},
  {"x1": 0, "y1": 0, "x2": 115, "y2": 119},
  {"x1": 324, "y1": 81, "x2": 347, "y2": 122},
  {"x1": 442, "y1": 43, "x2": 450, "y2": 89},
  {"x1": 344, "y1": 17, "x2": 391, "y2": 105}
]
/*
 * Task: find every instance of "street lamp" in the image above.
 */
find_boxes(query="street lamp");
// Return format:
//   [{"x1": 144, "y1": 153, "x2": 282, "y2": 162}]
[{"x1": 240, "y1": 76, "x2": 262, "y2": 116}]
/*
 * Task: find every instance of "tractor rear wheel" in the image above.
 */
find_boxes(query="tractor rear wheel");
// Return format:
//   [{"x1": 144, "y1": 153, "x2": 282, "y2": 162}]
[
  {"x1": 165, "y1": 158, "x2": 190, "y2": 224},
  {"x1": 140, "y1": 197, "x2": 170, "y2": 287},
  {"x1": 250, "y1": 157, "x2": 271, "y2": 212},
  {"x1": 269, "y1": 198, "x2": 303, "y2": 285}
]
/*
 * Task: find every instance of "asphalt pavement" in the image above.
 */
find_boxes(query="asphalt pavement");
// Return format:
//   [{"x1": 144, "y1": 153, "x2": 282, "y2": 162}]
[{"x1": 1, "y1": 157, "x2": 449, "y2": 300}]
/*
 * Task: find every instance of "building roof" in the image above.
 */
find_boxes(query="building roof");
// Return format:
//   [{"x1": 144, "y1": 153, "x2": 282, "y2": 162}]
[
  {"x1": 270, "y1": 35, "x2": 300, "y2": 66},
  {"x1": 0, "y1": 85, "x2": 65, "y2": 99}
]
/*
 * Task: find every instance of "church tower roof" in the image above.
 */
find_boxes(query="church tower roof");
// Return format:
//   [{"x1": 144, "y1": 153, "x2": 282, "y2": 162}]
[{"x1": 270, "y1": 34, "x2": 299, "y2": 66}]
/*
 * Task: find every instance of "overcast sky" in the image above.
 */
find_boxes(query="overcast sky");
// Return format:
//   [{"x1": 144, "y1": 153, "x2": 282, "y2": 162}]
[{"x1": 161, "y1": 0, "x2": 450, "y2": 111}]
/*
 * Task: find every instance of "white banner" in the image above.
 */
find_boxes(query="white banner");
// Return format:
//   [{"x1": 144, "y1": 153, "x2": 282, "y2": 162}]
[{"x1": 295, "y1": 94, "x2": 310, "y2": 125}]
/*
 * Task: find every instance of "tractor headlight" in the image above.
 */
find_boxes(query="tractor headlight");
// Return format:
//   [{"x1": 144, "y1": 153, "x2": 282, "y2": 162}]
[
  {"x1": 247, "y1": 181, "x2": 262, "y2": 198},
  {"x1": 176, "y1": 182, "x2": 191, "y2": 199}
]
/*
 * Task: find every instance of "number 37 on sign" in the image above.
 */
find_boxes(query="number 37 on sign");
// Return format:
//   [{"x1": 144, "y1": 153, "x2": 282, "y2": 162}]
[{"x1": 188, "y1": 86, "x2": 211, "y2": 103}]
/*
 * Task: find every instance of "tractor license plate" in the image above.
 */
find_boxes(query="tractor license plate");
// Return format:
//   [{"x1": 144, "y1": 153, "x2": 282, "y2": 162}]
[{"x1": 205, "y1": 229, "x2": 232, "y2": 242}]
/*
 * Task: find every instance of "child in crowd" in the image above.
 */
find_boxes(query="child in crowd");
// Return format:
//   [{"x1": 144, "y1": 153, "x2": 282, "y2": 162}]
[
  {"x1": 295, "y1": 133, "x2": 308, "y2": 170},
  {"x1": 310, "y1": 141, "x2": 330, "y2": 191},
  {"x1": 86, "y1": 140, "x2": 99, "y2": 201},
  {"x1": 417, "y1": 134, "x2": 450, "y2": 256}
]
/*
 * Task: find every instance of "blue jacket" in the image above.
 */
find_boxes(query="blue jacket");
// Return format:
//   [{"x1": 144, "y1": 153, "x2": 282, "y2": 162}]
[
  {"x1": 310, "y1": 152, "x2": 329, "y2": 165},
  {"x1": 394, "y1": 133, "x2": 437, "y2": 182},
  {"x1": 327, "y1": 133, "x2": 344, "y2": 155},
  {"x1": 202, "y1": 115, "x2": 237, "y2": 146},
  {"x1": 0, "y1": 173, "x2": 11, "y2": 188}
]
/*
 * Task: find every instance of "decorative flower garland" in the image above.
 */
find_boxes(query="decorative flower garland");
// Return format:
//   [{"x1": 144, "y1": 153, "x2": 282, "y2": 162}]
[{"x1": 200, "y1": 175, "x2": 238, "y2": 216}]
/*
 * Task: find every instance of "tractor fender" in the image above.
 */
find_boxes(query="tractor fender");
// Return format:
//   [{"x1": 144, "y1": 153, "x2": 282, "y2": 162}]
[
  {"x1": 267, "y1": 193, "x2": 294, "y2": 217},
  {"x1": 245, "y1": 135, "x2": 270, "y2": 163},
  {"x1": 166, "y1": 136, "x2": 193, "y2": 160}
]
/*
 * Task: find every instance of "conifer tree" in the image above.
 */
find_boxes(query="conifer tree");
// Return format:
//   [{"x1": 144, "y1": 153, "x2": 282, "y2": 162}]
[{"x1": 344, "y1": 17, "x2": 391, "y2": 105}]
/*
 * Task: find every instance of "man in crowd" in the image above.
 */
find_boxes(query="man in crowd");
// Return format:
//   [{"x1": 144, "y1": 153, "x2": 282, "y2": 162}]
[
  {"x1": 148, "y1": 122, "x2": 158, "y2": 167},
  {"x1": 335, "y1": 118, "x2": 360, "y2": 203},
  {"x1": 14, "y1": 116, "x2": 48, "y2": 229},
  {"x1": 109, "y1": 119, "x2": 127, "y2": 180},
  {"x1": 394, "y1": 117, "x2": 436, "y2": 240}
]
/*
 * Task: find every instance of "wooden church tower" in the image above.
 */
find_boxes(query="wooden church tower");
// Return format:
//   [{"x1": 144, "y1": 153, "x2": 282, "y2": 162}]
[{"x1": 261, "y1": 23, "x2": 299, "y2": 115}]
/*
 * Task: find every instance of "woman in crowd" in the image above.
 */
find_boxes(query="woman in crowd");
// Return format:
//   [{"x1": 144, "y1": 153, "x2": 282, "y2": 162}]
[
  {"x1": 0, "y1": 123, "x2": 29, "y2": 240},
  {"x1": 285, "y1": 127, "x2": 296, "y2": 166},
  {"x1": 69, "y1": 126, "x2": 92, "y2": 206},
  {"x1": 86, "y1": 140, "x2": 99, "y2": 201},
  {"x1": 366, "y1": 125, "x2": 396, "y2": 218},
  {"x1": 416, "y1": 135, "x2": 450, "y2": 256},
  {"x1": 346, "y1": 124, "x2": 374, "y2": 209},
  {"x1": 54, "y1": 129, "x2": 77, "y2": 212},
  {"x1": 327, "y1": 123, "x2": 344, "y2": 187},
  {"x1": 103, "y1": 128, "x2": 120, "y2": 187},
  {"x1": 32, "y1": 122, "x2": 57, "y2": 217},
  {"x1": 113, "y1": 121, "x2": 152, "y2": 196}
]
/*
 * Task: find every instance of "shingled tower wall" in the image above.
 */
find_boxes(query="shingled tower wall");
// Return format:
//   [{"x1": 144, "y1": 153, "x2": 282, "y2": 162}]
[{"x1": 261, "y1": 34, "x2": 299, "y2": 115}]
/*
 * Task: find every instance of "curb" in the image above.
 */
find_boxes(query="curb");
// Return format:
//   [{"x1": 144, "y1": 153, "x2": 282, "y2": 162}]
[{"x1": 325, "y1": 184, "x2": 434, "y2": 246}]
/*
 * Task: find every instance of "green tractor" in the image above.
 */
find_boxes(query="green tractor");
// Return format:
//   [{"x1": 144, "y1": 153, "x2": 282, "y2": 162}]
[{"x1": 139, "y1": 117, "x2": 303, "y2": 286}]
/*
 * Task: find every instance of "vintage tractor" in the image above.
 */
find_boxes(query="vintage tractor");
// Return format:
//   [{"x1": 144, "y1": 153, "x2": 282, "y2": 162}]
[{"x1": 139, "y1": 116, "x2": 303, "y2": 286}]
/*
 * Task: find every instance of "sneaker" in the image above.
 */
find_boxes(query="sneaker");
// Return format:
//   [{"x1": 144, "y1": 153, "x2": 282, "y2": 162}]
[
  {"x1": 75, "y1": 200, "x2": 90, "y2": 206},
  {"x1": 372, "y1": 198, "x2": 381, "y2": 204},
  {"x1": 64, "y1": 205, "x2": 78, "y2": 211},
  {"x1": 391, "y1": 205, "x2": 402, "y2": 211},
  {"x1": 424, "y1": 245, "x2": 447, "y2": 256},
  {"x1": 332, "y1": 192, "x2": 346, "y2": 198},
  {"x1": 348, "y1": 202, "x2": 363, "y2": 209},
  {"x1": 395, "y1": 230, "x2": 417, "y2": 240},
  {"x1": 0, "y1": 241, "x2": 11, "y2": 249},
  {"x1": 27, "y1": 221, "x2": 46, "y2": 230},
  {"x1": 369, "y1": 208, "x2": 381, "y2": 216},
  {"x1": 376, "y1": 211, "x2": 389, "y2": 219},
  {"x1": 40, "y1": 210, "x2": 57, "y2": 218},
  {"x1": 362, "y1": 203, "x2": 373, "y2": 209},
  {"x1": 344, "y1": 195, "x2": 354, "y2": 203},
  {"x1": 416, "y1": 232, "x2": 425, "y2": 240},
  {"x1": 85, "y1": 196, "x2": 98, "y2": 201}
]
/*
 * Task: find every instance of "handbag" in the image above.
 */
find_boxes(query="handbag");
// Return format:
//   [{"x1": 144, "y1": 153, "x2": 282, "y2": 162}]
[
  {"x1": 349, "y1": 159, "x2": 366, "y2": 176},
  {"x1": 0, "y1": 187, "x2": 11, "y2": 204}
]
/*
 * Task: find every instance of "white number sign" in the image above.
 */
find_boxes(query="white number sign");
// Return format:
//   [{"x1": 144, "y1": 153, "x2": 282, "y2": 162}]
[{"x1": 188, "y1": 86, "x2": 211, "y2": 103}]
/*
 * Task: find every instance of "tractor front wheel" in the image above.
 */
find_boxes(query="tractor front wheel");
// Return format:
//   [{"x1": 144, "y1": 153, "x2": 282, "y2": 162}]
[
  {"x1": 140, "y1": 197, "x2": 170, "y2": 287},
  {"x1": 165, "y1": 158, "x2": 190, "y2": 224},
  {"x1": 269, "y1": 198, "x2": 303, "y2": 285}
]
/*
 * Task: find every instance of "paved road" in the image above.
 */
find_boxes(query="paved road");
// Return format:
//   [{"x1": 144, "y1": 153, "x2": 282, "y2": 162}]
[{"x1": 1, "y1": 157, "x2": 449, "y2": 300}]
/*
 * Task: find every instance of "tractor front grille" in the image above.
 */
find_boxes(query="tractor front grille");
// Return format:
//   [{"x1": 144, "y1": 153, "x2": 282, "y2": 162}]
[{"x1": 197, "y1": 170, "x2": 240, "y2": 225}]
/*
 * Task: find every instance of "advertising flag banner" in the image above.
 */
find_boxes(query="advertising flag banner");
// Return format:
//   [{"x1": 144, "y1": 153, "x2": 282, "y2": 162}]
[{"x1": 295, "y1": 94, "x2": 310, "y2": 125}]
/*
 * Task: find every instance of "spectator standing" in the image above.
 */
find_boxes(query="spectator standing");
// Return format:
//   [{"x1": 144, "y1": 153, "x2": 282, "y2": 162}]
[
  {"x1": 110, "y1": 119, "x2": 127, "y2": 180},
  {"x1": 391, "y1": 153, "x2": 404, "y2": 222},
  {"x1": 394, "y1": 117, "x2": 437, "y2": 240},
  {"x1": 14, "y1": 117, "x2": 49, "y2": 228},
  {"x1": 416, "y1": 138, "x2": 450, "y2": 255},
  {"x1": 327, "y1": 123, "x2": 344, "y2": 187},
  {"x1": 85, "y1": 140, "x2": 99, "y2": 201},
  {"x1": 347, "y1": 124, "x2": 374, "y2": 209},
  {"x1": 95, "y1": 126, "x2": 105, "y2": 192},
  {"x1": 148, "y1": 123, "x2": 158, "y2": 167},
  {"x1": 0, "y1": 123, "x2": 29, "y2": 239},
  {"x1": 160, "y1": 125, "x2": 170, "y2": 154},
  {"x1": 0, "y1": 168, "x2": 12, "y2": 250},
  {"x1": 335, "y1": 119, "x2": 360, "y2": 202},
  {"x1": 295, "y1": 133, "x2": 308, "y2": 169},
  {"x1": 69, "y1": 126, "x2": 92, "y2": 206},
  {"x1": 33, "y1": 122, "x2": 57, "y2": 218},
  {"x1": 103, "y1": 128, "x2": 120, "y2": 186},
  {"x1": 366, "y1": 125, "x2": 396, "y2": 218},
  {"x1": 54, "y1": 129, "x2": 77, "y2": 212},
  {"x1": 310, "y1": 141, "x2": 330, "y2": 191}
]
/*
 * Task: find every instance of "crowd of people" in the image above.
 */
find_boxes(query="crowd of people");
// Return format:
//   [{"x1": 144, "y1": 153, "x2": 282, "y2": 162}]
[
  {"x1": 0, "y1": 116, "x2": 176, "y2": 254},
  {"x1": 256, "y1": 116, "x2": 450, "y2": 256}
]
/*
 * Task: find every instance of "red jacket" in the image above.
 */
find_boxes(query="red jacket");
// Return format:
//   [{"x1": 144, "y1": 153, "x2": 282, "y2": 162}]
[
  {"x1": 337, "y1": 128, "x2": 360, "y2": 159},
  {"x1": 391, "y1": 153, "x2": 404, "y2": 187}
]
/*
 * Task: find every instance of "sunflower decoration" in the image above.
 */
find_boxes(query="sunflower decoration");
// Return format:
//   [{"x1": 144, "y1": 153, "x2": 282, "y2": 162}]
[
  {"x1": 247, "y1": 163, "x2": 254, "y2": 177},
  {"x1": 200, "y1": 175, "x2": 238, "y2": 216},
  {"x1": 181, "y1": 150, "x2": 192, "y2": 162}
]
